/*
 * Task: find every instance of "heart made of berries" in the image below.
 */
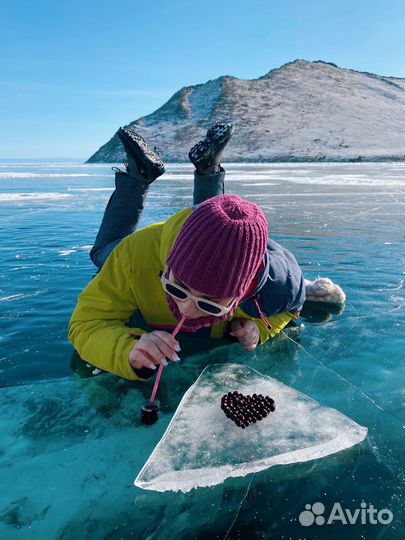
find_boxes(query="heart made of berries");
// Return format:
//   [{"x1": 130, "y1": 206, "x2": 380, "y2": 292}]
[{"x1": 221, "y1": 391, "x2": 276, "y2": 429}]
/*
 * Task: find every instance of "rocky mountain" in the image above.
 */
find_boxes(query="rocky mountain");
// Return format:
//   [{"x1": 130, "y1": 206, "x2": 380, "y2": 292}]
[{"x1": 87, "y1": 60, "x2": 405, "y2": 163}]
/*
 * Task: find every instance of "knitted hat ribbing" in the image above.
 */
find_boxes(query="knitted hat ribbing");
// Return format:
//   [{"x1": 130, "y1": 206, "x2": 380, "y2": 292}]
[{"x1": 166, "y1": 195, "x2": 268, "y2": 298}]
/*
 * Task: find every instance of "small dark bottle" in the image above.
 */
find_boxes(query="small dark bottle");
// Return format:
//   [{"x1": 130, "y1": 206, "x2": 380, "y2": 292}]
[{"x1": 141, "y1": 401, "x2": 160, "y2": 425}]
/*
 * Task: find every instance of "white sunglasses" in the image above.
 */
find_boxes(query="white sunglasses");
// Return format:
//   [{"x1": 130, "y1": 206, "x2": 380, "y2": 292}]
[{"x1": 160, "y1": 269, "x2": 237, "y2": 316}]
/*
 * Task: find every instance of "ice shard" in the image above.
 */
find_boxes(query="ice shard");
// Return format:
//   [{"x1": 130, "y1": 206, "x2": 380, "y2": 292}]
[{"x1": 135, "y1": 363, "x2": 367, "y2": 493}]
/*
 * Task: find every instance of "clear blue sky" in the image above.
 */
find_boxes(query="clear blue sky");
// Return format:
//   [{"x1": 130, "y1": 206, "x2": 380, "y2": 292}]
[{"x1": 1, "y1": 0, "x2": 404, "y2": 159}]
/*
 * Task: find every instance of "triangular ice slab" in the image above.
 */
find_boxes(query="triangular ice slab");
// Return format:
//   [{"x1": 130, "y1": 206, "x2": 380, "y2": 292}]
[{"x1": 135, "y1": 364, "x2": 367, "y2": 493}]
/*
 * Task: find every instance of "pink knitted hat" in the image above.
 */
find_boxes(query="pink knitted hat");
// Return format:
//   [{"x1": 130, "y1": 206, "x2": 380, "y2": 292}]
[{"x1": 166, "y1": 195, "x2": 268, "y2": 299}]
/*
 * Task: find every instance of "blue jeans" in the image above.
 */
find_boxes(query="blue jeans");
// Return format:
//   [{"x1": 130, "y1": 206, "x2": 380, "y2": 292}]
[{"x1": 90, "y1": 167, "x2": 225, "y2": 269}]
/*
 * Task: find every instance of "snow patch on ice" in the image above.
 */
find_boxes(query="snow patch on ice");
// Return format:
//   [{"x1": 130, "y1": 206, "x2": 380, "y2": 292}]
[
  {"x1": 58, "y1": 245, "x2": 93, "y2": 256},
  {"x1": 0, "y1": 193, "x2": 73, "y2": 202},
  {"x1": 0, "y1": 173, "x2": 105, "y2": 179}
]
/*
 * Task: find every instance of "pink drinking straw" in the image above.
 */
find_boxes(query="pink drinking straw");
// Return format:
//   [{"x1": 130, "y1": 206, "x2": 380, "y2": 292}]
[{"x1": 149, "y1": 315, "x2": 186, "y2": 405}]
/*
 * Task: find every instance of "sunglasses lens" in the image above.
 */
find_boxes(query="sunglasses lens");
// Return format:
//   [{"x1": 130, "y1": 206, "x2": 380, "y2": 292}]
[
  {"x1": 165, "y1": 283, "x2": 188, "y2": 300},
  {"x1": 197, "y1": 300, "x2": 222, "y2": 315},
  {"x1": 163, "y1": 274, "x2": 227, "y2": 316}
]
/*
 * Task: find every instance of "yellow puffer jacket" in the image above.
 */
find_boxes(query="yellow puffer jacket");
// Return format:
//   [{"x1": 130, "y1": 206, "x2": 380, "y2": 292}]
[{"x1": 68, "y1": 208, "x2": 296, "y2": 380}]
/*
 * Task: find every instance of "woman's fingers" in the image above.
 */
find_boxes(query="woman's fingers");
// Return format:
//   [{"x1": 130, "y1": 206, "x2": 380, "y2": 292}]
[
  {"x1": 230, "y1": 319, "x2": 243, "y2": 333},
  {"x1": 241, "y1": 333, "x2": 259, "y2": 349},
  {"x1": 230, "y1": 318, "x2": 248, "y2": 335},
  {"x1": 231, "y1": 319, "x2": 260, "y2": 350},
  {"x1": 243, "y1": 339, "x2": 258, "y2": 350},
  {"x1": 231, "y1": 319, "x2": 255, "y2": 337},
  {"x1": 130, "y1": 331, "x2": 181, "y2": 371},
  {"x1": 144, "y1": 335, "x2": 179, "y2": 363},
  {"x1": 129, "y1": 348, "x2": 157, "y2": 370},
  {"x1": 137, "y1": 338, "x2": 170, "y2": 365},
  {"x1": 153, "y1": 331, "x2": 181, "y2": 353},
  {"x1": 149, "y1": 332, "x2": 181, "y2": 361}
]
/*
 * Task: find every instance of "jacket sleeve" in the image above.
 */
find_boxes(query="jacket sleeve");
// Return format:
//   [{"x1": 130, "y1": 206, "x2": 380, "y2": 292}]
[
  {"x1": 68, "y1": 246, "x2": 146, "y2": 380},
  {"x1": 255, "y1": 311, "x2": 299, "y2": 344},
  {"x1": 230, "y1": 307, "x2": 299, "y2": 346}
]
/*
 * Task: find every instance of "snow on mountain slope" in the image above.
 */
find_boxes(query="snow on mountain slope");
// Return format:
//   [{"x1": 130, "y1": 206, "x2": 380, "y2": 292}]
[{"x1": 87, "y1": 60, "x2": 405, "y2": 163}]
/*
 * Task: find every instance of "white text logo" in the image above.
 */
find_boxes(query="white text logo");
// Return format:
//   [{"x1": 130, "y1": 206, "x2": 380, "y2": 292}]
[{"x1": 298, "y1": 502, "x2": 393, "y2": 527}]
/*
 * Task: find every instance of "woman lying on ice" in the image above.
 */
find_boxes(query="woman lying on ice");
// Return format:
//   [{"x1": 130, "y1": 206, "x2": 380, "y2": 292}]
[{"x1": 68, "y1": 124, "x2": 345, "y2": 381}]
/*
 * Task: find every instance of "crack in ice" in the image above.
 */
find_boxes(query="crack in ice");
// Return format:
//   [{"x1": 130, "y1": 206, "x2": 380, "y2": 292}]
[
  {"x1": 279, "y1": 330, "x2": 405, "y2": 430},
  {"x1": 223, "y1": 474, "x2": 255, "y2": 540}
]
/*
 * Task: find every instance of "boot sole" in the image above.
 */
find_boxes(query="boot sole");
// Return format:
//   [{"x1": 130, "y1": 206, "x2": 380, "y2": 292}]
[
  {"x1": 189, "y1": 123, "x2": 235, "y2": 168},
  {"x1": 118, "y1": 128, "x2": 165, "y2": 180}
]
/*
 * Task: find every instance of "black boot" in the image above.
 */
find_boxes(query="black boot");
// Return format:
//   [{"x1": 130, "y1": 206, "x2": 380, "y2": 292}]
[
  {"x1": 118, "y1": 126, "x2": 165, "y2": 183},
  {"x1": 188, "y1": 123, "x2": 234, "y2": 175}
]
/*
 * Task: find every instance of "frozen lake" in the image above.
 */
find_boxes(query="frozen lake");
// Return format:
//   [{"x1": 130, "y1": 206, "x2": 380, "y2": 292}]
[{"x1": 0, "y1": 162, "x2": 404, "y2": 539}]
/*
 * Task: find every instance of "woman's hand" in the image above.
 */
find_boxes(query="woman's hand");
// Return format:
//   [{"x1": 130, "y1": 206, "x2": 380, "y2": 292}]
[
  {"x1": 129, "y1": 331, "x2": 181, "y2": 371},
  {"x1": 230, "y1": 318, "x2": 260, "y2": 351}
]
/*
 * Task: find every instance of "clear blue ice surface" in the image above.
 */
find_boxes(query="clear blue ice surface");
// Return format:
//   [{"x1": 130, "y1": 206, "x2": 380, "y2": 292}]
[{"x1": 0, "y1": 162, "x2": 404, "y2": 540}]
